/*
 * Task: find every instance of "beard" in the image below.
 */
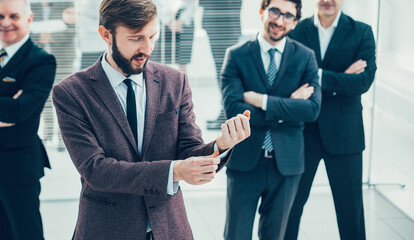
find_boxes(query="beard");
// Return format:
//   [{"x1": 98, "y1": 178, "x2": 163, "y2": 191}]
[
  {"x1": 267, "y1": 22, "x2": 290, "y2": 42},
  {"x1": 112, "y1": 36, "x2": 150, "y2": 75}
]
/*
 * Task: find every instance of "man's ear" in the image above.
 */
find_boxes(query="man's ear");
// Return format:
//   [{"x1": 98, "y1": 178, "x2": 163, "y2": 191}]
[
  {"x1": 259, "y1": 8, "x2": 265, "y2": 21},
  {"x1": 292, "y1": 19, "x2": 299, "y2": 30},
  {"x1": 28, "y1": 13, "x2": 33, "y2": 23},
  {"x1": 98, "y1": 25, "x2": 112, "y2": 46}
]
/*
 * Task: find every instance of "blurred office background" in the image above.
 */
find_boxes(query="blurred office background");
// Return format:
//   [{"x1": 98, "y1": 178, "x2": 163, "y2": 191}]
[{"x1": 27, "y1": 0, "x2": 413, "y2": 239}]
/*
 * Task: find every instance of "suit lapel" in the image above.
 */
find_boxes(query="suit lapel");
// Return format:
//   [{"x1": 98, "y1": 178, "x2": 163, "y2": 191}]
[
  {"x1": 141, "y1": 62, "x2": 161, "y2": 157},
  {"x1": 0, "y1": 39, "x2": 32, "y2": 77},
  {"x1": 271, "y1": 38, "x2": 294, "y2": 92},
  {"x1": 322, "y1": 14, "x2": 351, "y2": 67},
  {"x1": 304, "y1": 17, "x2": 322, "y2": 65},
  {"x1": 248, "y1": 40, "x2": 270, "y2": 91},
  {"x1": 89, "y1": 61, "x2": 141, "y2": 158}
]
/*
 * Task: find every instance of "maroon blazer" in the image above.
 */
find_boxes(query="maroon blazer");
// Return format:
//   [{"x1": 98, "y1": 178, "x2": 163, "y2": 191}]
[{"x1": 52, "y1": 60, "x2": 224, "y2": 240}]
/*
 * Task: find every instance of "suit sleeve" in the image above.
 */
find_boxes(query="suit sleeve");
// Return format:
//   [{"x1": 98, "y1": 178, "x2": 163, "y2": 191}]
[
  {"x1": 321, "y1": 26, "x2": 377, "y2": 95},
  {"x1": 53, "y1": 83, "x2": 172, "y2": 197},
  {"x1": 0, "y1": 54, "x2": 56, "y2": 124},
  {"x1": 221, "y1": 48, "x2": 271, "y2": 127},
  {"x1": 265, "y1": 51, "x2": 321, "y2": 122}
]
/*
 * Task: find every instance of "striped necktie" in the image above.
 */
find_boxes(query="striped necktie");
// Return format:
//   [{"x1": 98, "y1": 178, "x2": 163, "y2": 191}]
[
  {"x1": 0, "y1": 49, "x2": 7, "y2": 68},
  {"x1": 124, "y1": 79, "x2": 138, "y2": 144},
  {"x1": 262, "y1": 48, "x2": 278, "y2": 152}
]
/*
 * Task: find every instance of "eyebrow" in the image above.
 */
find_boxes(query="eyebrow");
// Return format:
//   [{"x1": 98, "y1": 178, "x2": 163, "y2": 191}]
[{"x1": 269, "y1": 7, "x2": 295, "y2": 16}]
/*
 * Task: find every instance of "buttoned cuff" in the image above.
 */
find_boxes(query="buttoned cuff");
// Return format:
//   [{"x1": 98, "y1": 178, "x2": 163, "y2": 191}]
[
  {"x1": 167, "y1": 161, "x2": 179, "y2": 195},
  {"x1": 262, "y1": 94, "x2": 268, "y2": 111},
  {"x1": 318, "y1": 68, "x2": 323, "y2": 86}
]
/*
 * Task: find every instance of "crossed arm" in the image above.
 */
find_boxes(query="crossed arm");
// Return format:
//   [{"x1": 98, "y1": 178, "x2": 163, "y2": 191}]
[{"x1": 0, "y1": 90, "x2": 23, "y2": 127}]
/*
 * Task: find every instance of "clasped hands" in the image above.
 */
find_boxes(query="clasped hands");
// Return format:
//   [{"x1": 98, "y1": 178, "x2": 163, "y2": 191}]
[
  {"x1": 173, "y1": 110, "x2": 251, "y2": 185},
  {"x1": 0, "y1": 90, "x2": 22, "y2": 128}
]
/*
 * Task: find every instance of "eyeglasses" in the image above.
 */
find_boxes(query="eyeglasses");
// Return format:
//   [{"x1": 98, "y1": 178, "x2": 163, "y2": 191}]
[{"x1": 267, "y1": 8, "x2": 297, "y2": 24}]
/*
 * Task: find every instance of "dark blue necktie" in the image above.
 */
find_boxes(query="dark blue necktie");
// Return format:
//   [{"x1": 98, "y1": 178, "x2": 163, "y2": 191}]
[
  {"x1": 123, "y1": 79, "x2": 138, "y2": 143},
  {"x1": 262, "y1": 48, "x2": 278, "y2": 152}
]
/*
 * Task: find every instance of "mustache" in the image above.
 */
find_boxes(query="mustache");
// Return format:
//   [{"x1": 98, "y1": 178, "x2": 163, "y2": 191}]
[
  {"x1": 321, "y1": 3, "x2": 334, "y2": 7},
  {"x1": 270, "y1": 22, "x2": 283, "y2": 29},
  {"x1": 131, "y1": 53, "x2": 150, "y2": 61}
]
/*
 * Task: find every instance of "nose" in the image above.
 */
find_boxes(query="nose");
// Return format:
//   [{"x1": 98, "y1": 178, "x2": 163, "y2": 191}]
[
  {"x1": 1, "y1": 17, "x2": 11, "y2": 26},
  {"x1": 140, "y1": 37, "x2": 154, "y2": 56},
  {"x1": 275, "y1": 14, "x2": 285, "y2": 25}
]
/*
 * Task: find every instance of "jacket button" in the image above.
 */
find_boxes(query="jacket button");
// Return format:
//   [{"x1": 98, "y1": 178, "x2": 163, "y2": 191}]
[
  {"x1": 333, "y1": 92, "x2": 337, "y2": 96},
  {"x1": 149, "y1": 190, "x2": 154, "y2": 195},
  {"x1": 278, "y1": 120, "x2": 283, "y2": 123},
  {"x1": 144, "y1": 190, "x2": 148, "y2": 194}
]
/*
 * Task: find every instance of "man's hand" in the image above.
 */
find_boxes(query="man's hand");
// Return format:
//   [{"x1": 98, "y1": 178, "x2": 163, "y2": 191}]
[
  {"x1": 243, "y1": 91, "x2": 263, "y2": 108},
  {"x1": 345, "y1": 59, "x2": 367, "y2": 74},
  {"x1": 0, "y1": 122, "x2": 15, "y2": 127},
  {"x1": 290, "y1": 83, "x2": 314, "y2": 100},
  {"x1": 13, "y1": 89, "x2": 23, "y2": 99},
  {"x1": 216, "y1": 110, "x2": 251, "y2": 151},
  {"x1": 168, "y1": 19, "x2": 183, "y2": 33},
  {"x1": 173, "y1": 150, "x2": 220, "y2": 185},
  {"x1": 0, "y1": 90, "x2": 22, "y2": 127}
]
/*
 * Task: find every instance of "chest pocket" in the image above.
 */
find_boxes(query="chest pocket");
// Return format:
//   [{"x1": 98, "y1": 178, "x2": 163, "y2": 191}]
[{"x1": 0, "y1": 76, "x2": 19, "y2": 96}]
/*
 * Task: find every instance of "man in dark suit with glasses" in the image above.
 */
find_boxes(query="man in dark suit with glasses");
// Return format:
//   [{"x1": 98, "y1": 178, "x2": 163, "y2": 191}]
[{"x1": 221, "y1": 0, "x2": 321, "y2": 239}]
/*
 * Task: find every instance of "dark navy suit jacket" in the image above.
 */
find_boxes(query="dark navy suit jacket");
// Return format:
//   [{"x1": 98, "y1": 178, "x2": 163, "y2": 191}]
[
  {"x1": 221, "y1": 36, "x2": 321, "y2": 175},
  {"x1": 290, "y1": 14, "x2": 377, "y2": 155}
]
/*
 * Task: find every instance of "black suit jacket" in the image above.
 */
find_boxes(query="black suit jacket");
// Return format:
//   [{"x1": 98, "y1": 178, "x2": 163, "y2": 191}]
[
  {"x1": 221, "y1": 37, "x2": 321, "y2": 175},
  {"x1": 290, "y1": 14, "x2": 377, "y2": 155},
  {"x1": 0, "y1": 38, "x2": 56, "y2": 184}
]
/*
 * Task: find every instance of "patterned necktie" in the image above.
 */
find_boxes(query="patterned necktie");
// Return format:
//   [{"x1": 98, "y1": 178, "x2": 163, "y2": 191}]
[
  {"x1": 262, "y1": 48, "x2": 278, "y2": 152},
  {"x1": 0, "y1": 49, "x2": 7, "y2": 68},
  {"x1": 124, "y1": 79, "x2": 138, "y2": 144}
]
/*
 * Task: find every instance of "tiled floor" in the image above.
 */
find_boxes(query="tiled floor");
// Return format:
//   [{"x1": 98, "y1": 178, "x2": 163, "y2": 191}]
[
  {"x1": 39, "y1": 83, "x2": 414, "y2": 239},
  {"x1": 40, "y1": 174, "x2": 414, "y2": 240}
]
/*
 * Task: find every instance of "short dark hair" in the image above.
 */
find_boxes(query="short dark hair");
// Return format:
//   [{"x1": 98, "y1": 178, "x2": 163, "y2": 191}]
[
  {"x1": 261, "y1": 0, "x2": 302, "y2": 21},
  {"x1": 99, "y1": 0, "x2": 157, "y2": 34}
]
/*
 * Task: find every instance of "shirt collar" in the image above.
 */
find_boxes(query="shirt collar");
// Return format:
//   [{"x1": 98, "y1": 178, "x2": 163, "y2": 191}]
[
  {"x1": 101, "y1": 52, "x2": 144, "y2": 88},
  {"x1": 314, "y1": 10, "x2": 342, "y2": 30},
  {"x1": 257, "y1": 32, "x2": 286, "y2": 55},
  {"x1": 1, "y1": 34, "x2": 30, "y2": 59}
]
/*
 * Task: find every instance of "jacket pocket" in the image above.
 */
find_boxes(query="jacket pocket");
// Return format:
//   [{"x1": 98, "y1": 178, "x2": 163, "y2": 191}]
[
  {"x1": 157, "y1": 108, "x2": 179, "y2": 121},
  {"x1": 82, "y1": 194, "x2": 116, "y2": 206}
]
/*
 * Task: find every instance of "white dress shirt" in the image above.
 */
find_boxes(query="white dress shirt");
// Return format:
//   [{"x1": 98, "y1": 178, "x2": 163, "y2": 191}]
[
  {"x1": 314, "y1": 10, "x2": 342, "y2": 85},
  {"x1": 257, "y1": 32, "x2": 286, "y2": 111}
]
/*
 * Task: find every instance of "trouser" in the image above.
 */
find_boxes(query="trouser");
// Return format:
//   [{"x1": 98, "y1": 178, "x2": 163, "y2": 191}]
[
  {"x1": 225, "y1": 151, "x2": 300, "y2": 240},
  {"x1": 0, "y1": 182, "x2": 44, "y2": 240},
  {"x1": 285, "y1": 124, "x2": 366, "y2": 240}
]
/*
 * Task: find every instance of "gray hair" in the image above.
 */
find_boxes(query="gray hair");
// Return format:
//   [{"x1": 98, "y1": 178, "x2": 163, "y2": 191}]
[{"x1": 0, "y1": 0, "x2": 33, "y2": 17}]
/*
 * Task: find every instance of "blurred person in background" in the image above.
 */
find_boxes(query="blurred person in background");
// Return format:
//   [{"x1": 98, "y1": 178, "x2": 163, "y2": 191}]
[
  {"x1": 151, "y1": 0, "x2": 196, "y2": 74},
  {"x1": 199, "y1": 0, "x2": 242, "y2": 130},
  {"x1": 285, "y1": 0, "x2": 377, "y2": 239},
  {"x1": 0, "y1": 0, "x2": 56, "y2": 239},
  {"x1": 31, "y1": 0, "x2": 76, "y2": 151},
  {"x1": 76, "y1": 0, "x2": 107, "y2": 69}
]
